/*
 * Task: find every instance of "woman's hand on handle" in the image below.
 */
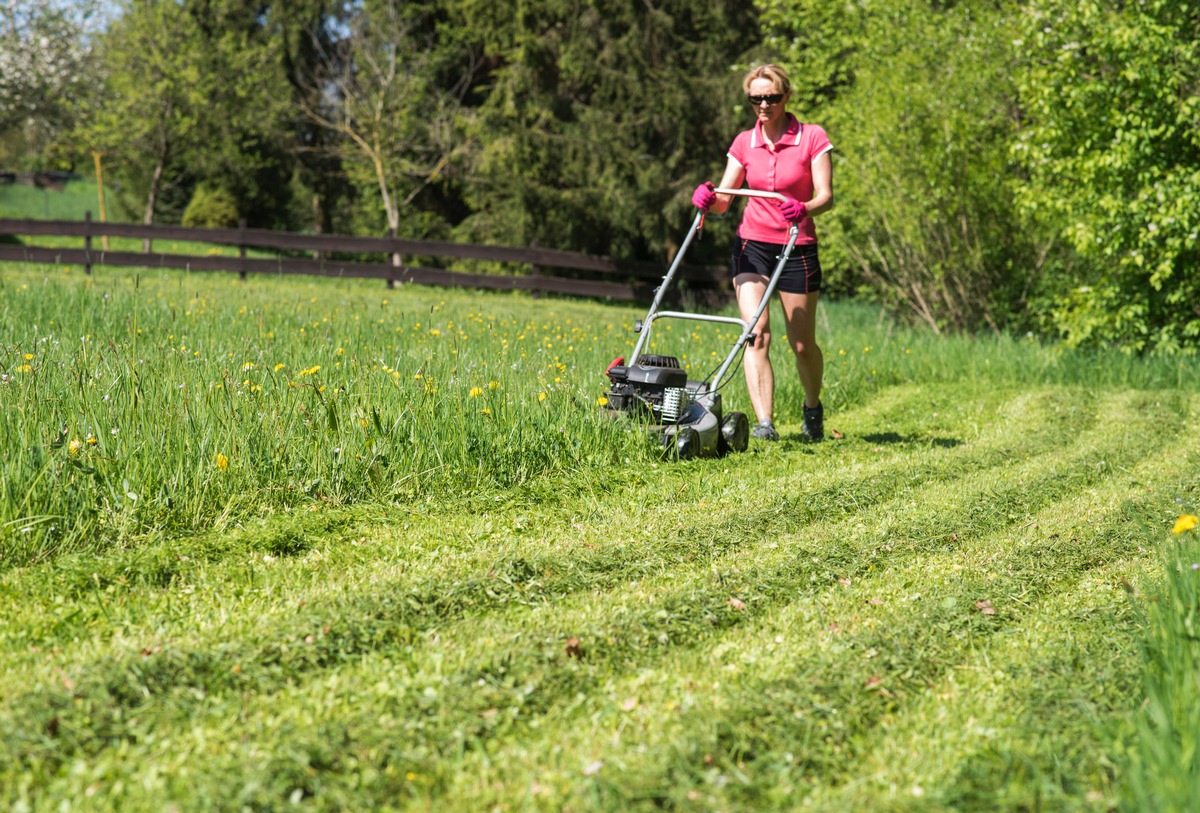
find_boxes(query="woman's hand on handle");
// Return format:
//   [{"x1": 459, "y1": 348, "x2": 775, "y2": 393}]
[
  {"x1": 691, "y1": 181, "x2": 717, "y2": 211},
  {"x1": 778, "y1": 196, "x2": 808, "y2": 223}
]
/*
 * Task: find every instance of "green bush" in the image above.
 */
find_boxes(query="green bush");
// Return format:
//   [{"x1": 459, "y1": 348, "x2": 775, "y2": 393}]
[
  {"x1": 182, "y1": 185, "x2": 239, "y2": 229},
  {"x1": 1013, "y1": 0, "x2": 1200, "y2": 353},
  {"x1": 759, "y1": 0, "x2": 1031, "y2": 333}
]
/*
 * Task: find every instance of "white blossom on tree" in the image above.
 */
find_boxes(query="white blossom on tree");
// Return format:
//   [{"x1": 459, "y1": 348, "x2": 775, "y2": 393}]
[{"x1": 0, "y1": 0, "x2": 99, "y2": 154}]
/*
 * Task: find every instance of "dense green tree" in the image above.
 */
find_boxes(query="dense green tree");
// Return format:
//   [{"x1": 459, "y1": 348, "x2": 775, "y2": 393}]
[
  {"x1": 759, "y1": 0, "x2": 1029, "y2": 331},
  {"x1": 80, "y1": 0, "x2": 292, "y2": 234},
  {"x1": 82, "y1": 1, "x2": 208, "y2": 236},
  {"x1": 1013, "y1": 0, "x2": 1200, "y2": 352},
  {"x1": 446, "y1": 0, "x2": 760, "y2": 264},
  {"x1": 270, "y1": 0, "x2": 354, "y2": 235},
  {"x1": 297, "y1": 0, "x2": 478, "y2": 242}
]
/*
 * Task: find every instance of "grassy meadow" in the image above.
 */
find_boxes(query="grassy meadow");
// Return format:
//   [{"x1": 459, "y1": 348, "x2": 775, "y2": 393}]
[{"x1": 3, "y1": 200, "x2": 1200, "y2": 810}]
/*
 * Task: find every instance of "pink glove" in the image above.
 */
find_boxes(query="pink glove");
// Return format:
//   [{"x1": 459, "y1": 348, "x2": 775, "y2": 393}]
[
  {"x1": 691, "y1": 181, "x2": 717, "y2": 211},
  {"x1": 779, "y1": 197, "x2": 808, "y2": 222}
]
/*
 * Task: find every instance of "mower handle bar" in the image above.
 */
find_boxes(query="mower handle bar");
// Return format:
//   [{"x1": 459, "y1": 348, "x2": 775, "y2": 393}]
[
  {"x1": 628, "y1": 190, "x2": 799, "y2": 390},
  {"x1": 711, "y1": 187, "x2": 787, "y2": 202}
]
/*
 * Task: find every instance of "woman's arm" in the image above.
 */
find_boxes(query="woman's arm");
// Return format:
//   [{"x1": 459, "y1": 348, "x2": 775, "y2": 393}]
[
  {"x1": 709, "y1": 156, "x2": 745, "y2": 216},
  {"x1": 806, "y1": 150, "x2": 834, "y2": 216}
]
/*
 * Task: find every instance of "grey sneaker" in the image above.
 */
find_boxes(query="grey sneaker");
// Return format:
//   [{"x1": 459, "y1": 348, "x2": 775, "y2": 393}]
[
  {"x1": 751, "y1": 420, "x2": 780, "y2": 441},
  {"x1": 802, "y1": 402, "x2": 824, "y2": 441}
]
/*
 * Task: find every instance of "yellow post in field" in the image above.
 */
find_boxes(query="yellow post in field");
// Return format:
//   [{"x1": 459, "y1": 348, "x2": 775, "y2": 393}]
[{"x1": 92, "y1": 151, "x2": 109, "y2": 250}]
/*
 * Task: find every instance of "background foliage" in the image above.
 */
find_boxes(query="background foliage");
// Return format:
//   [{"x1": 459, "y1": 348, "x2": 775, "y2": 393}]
[
  {"x1": 1013, "y1": 0, "x2": 1200, "y2": 352},
  {"x1": 1, "y1": 0, "x2": 1197, "y2": 351}
]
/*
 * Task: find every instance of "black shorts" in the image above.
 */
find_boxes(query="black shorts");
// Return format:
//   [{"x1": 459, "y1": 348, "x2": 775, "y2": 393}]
[{"x1": 731, "y1": 239, "x2": 822, "y2": 294}]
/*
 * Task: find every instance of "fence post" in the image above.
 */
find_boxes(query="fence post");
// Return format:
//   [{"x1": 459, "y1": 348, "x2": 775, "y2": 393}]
[
  {"x1": 529, "y1": 238, "x2": 542, "y2": 299},
  {"x1": 238, "y1": 219, "x2": 247, "y2": 281},
  {"x1": 386, "y1": 227, "x2": 396, "y2": 289},
  {"x1": 84, "y1": 210, "x2": 92, "y2": 275}
]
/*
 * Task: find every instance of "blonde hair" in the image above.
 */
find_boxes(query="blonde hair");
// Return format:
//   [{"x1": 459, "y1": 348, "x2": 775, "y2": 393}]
[{"x1": 742, "y1": 64, "x2": 792, "y2": 97}]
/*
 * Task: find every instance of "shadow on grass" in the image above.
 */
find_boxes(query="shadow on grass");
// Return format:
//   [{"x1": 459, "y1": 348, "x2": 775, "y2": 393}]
[{"x1": 861, "y1": 431, "x2": 962, "y2": 448}]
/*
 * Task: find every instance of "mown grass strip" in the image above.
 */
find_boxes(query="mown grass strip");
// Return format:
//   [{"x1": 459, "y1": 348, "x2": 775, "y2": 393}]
[{"x1": 2, "y1": 389, "x2": 1194, "y2": 810}]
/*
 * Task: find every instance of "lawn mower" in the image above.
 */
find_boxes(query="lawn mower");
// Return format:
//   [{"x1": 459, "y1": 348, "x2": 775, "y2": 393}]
[{"x1": 603, "y1": 188, "x2": 800, "y2": 459}]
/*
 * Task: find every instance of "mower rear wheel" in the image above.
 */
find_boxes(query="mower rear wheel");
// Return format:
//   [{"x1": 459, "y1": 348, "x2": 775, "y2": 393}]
[{"x1": 719, "y1": 411, "x2": 749, "y2": 454}]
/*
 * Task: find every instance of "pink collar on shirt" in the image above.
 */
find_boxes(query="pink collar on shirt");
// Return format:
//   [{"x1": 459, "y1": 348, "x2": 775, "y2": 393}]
[{"x1": 749, "y1": 113, "x2": 802, "y2": 150}]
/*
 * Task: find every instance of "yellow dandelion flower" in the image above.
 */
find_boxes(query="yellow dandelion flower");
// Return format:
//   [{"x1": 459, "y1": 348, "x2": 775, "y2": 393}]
[
  {"x1": 597, "y1": 396, "x2": 608, "y2": 406},
  {"x1": 488, "y1": 380, "x2": 500, "y2": 390},
  {"x1": 216, "y1": 453, "x2": 229, "y2": 470},
  {"x1": 429, "y1": 329, "x2": 441, "y2": 337},
  {"x1": 23, "y1": 353, "x2": 33, "y2": 360},
  {"x1": 68, "y1": 439, "x2": 83, "y2": 455},
  {"x1": 18, "y1": 364, "x2": 32, "y2": 373},
  {"x1": 481, "y1": 407, "x2": 492, "y2": 415},
  {"x1": 300, "y1": 366, "x2": 321, "y2": 376},
  {"x1": 86, "y1": 436, "x2": 98, "y2": 446},
  {"x1": 469, "y1": 386, "x2": 483, "y2": 398},
  {"x1": 274, "y1": 363, "x2": 286, "y2": 372},
  {"x1": 538, "y1": 392, "x2": 547, "y2": 402},
  {"x1": 1173, "y1": 515, "x2": 1199, "y2": 534},
  {"x1": 242, "y1": 362, "x2": 256, "y2": 371}
]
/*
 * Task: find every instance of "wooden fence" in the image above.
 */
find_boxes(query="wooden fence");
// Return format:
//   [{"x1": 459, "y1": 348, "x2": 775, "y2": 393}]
[{"x1": 0, "y1": 214, "x2": 728, "y2": 304}]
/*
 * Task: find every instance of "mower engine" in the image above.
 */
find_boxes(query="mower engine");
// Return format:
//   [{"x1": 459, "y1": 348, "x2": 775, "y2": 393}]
[
  {"x1": 604, "y1": 354, "x2": 748, "y2": 459},
  {"x1": 603, "y1": 354, "x2": 691, "y2": 423}
]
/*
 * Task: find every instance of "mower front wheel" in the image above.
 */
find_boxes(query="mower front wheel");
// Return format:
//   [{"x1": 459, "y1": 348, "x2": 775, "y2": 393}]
[
  {"x1": 719, "y1": 411, "x2": 749, "y2": 454},
  {"x1": 670, "y1": 426, "x2": 701, "y2": 460}
]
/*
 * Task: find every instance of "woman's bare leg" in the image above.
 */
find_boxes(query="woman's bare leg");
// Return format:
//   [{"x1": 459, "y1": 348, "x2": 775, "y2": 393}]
[
  {"x1": 780, "y1": 289, "x2": 823, "y2": 409},
  {"x1": 735, "y1": 274, "x2": 774, "y2": 423}
]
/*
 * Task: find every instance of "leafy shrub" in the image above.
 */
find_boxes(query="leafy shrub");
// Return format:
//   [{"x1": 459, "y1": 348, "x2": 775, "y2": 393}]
[
  {"x1": 182, "y1": 185, "x2": 239, "y2": 229},
  {"x1": 1013, "y1": 1, "x2": 1200, "y2": 352},
  {"x1": 760, "y1": 0, "x2": 1031, "y2": 333}
]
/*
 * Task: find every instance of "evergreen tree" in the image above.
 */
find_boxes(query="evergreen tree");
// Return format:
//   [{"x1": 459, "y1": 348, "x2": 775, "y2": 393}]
[{"x1": 448, "y1": 0, "x2": 760, "y2": 263}]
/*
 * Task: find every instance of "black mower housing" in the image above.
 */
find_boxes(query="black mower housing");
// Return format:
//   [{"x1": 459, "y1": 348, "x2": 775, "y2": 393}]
[{"x1": 604, "y1": 354, "x2": 748, "y2": 459}]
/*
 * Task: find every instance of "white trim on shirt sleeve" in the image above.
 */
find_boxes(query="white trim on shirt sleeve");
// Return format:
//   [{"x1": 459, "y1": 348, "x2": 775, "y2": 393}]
[{"x1": 726, "y1": 152, "x2": 745, "y2": 169}]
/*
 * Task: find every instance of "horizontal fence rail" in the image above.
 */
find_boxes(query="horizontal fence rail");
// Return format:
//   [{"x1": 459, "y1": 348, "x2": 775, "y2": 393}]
[{"x1": 0, "y1": 216, "x2": 728, "y2": 303}]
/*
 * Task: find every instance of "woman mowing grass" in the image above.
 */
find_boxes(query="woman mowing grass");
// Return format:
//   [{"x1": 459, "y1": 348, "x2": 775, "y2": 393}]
[{"x1": 692, "y1": 63, "x2": 834, "y2": 442}]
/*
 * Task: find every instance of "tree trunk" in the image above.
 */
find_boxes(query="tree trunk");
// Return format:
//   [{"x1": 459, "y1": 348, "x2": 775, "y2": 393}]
[
  {"x1": 375, "y1": 154, "x2": 401, "y2": 268},
  {"x1": 142, "y1": 141, "x2": 168, "y2": 254},
  {"x1": 312, "y1": 193, "x2": 323, "y2": 260}
]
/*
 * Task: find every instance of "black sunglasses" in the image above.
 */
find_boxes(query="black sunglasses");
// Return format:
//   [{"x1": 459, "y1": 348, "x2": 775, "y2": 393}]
[{"x1": 747, "y1": 93, "x2": 785, "y2": 106}]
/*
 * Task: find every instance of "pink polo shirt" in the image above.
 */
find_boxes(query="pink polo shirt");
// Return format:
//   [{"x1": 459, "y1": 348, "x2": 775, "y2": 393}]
[{"x1": 727, "y1": 114, "x2": 832, "y2": 245}]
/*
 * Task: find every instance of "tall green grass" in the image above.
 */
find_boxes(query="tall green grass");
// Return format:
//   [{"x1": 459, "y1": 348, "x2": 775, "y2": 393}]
[
  {"x1": 3, "y1": 263, "x2": 1198, "y2": 567},
  {"x1": 1124, "y1": 518, "x2": 1200, "y2": 812},
  {"x1": 0, "y1": 265, "x2": 659, "y2": 564}
]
